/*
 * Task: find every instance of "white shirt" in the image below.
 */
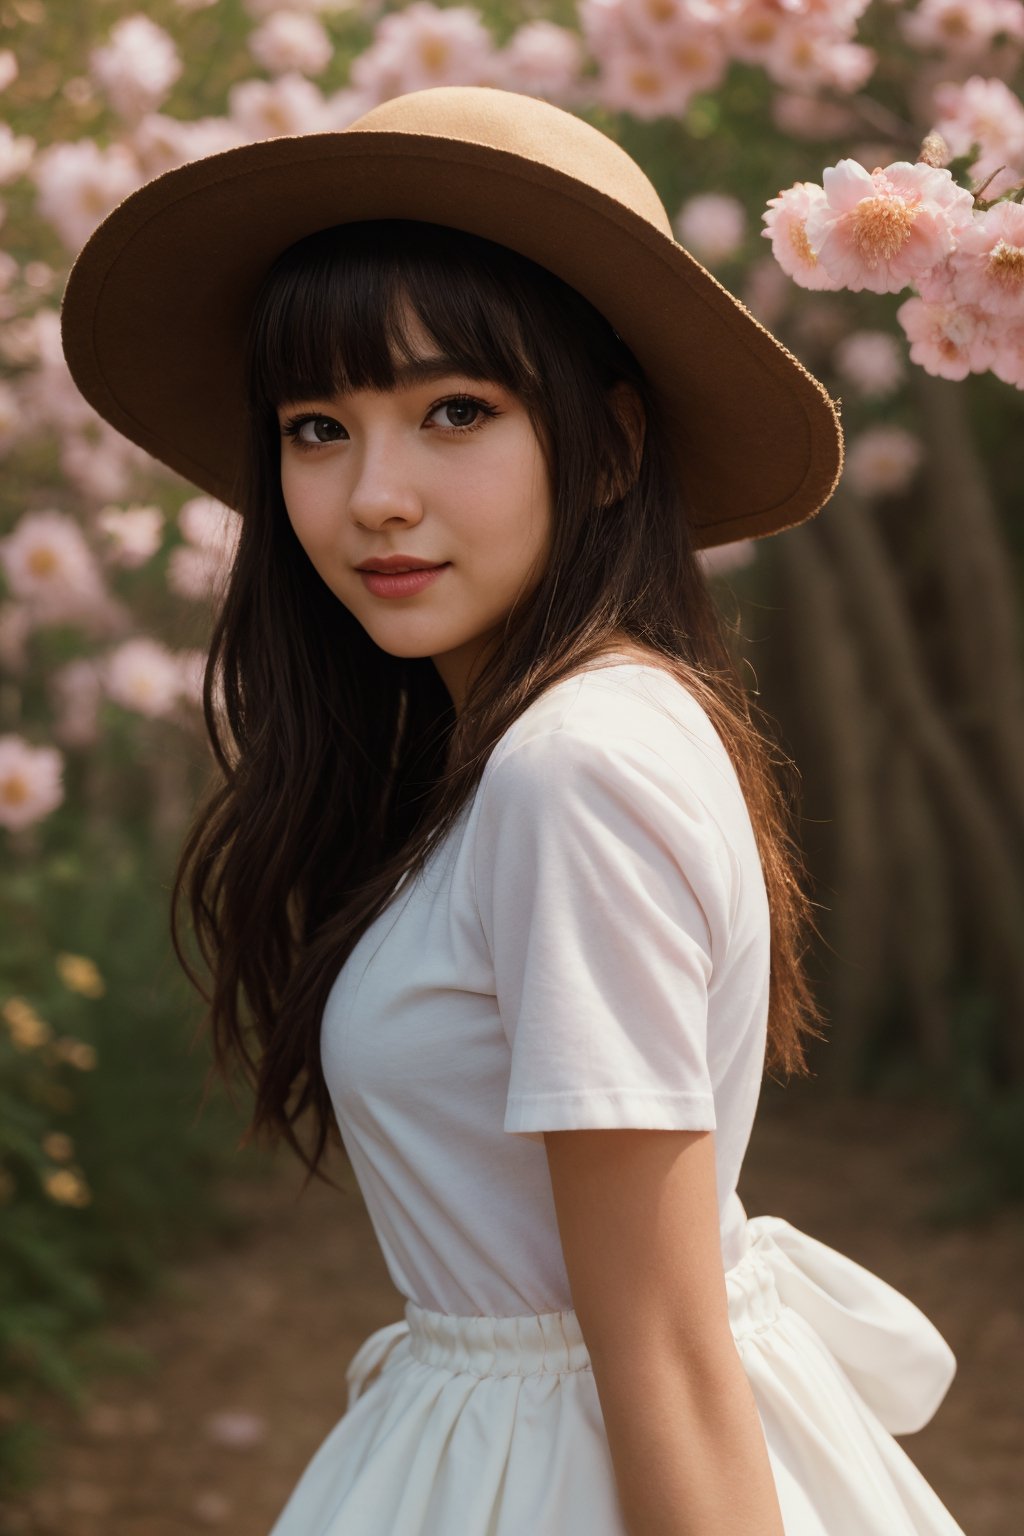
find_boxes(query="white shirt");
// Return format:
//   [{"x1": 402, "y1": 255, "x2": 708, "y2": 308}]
[{"x1": 321, "y1": 658, "x2": 770, "y2": 1316}]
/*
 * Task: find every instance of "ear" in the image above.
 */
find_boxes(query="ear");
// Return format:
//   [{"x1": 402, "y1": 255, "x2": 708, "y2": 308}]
[{"x1": 599, "y1": 380, "x2": 646, "y2": 505}]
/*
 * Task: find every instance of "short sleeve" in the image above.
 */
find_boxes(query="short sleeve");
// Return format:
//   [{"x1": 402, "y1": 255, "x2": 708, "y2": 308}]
[{"x1": 473, "y1": 726, "x2": 733, "y2": 1141}]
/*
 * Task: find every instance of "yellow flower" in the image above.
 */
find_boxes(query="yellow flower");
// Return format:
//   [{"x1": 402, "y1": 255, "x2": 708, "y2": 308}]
[
  {"x1": 51, "y1": 1036, "x2": 97, "y2": 1071},
  {"x1": 41, "y1": 1131, "x2": 74, "y2": 1162},
  {"x1": 55, "y1": 952, "x2": 105, "y2": 998},
  {"x1": 42, "y1": 1166, "x2": 91, "y2": 1207},
  {"x1": 2, "y1": 996, "x2": 52, "y2": 1050}
]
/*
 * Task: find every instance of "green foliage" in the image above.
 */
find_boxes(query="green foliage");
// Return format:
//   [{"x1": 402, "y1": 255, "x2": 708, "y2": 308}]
[{"x1": 0, "y1": 824, "x2": 262, "y2": 1486}]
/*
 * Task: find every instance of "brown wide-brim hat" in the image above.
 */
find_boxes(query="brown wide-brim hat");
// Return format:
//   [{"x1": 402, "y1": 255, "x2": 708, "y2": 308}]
[{"x1": 60, "y1": 85, "x2": 843, "y2": 550}]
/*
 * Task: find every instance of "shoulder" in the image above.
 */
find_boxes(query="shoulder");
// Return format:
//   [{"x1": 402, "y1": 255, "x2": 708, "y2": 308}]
[{"x1": 482, "y1": 660, "x2": 743, "y2": 811}]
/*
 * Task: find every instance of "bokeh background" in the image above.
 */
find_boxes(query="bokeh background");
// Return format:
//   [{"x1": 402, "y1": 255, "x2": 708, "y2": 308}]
[{"x1": 1, "y1": 2, "x2": 1022, "y2": 1532}]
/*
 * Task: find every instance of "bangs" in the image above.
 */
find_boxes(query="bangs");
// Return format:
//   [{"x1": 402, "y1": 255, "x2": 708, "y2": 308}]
[{"x1": 245, "y1": 219, "x2": 546, "y2": 413}]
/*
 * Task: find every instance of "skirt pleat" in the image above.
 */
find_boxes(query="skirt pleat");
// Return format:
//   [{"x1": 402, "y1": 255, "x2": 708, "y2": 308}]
[{"x1": 268, "y1": 1215, "x2": 966, "y2": 1536}]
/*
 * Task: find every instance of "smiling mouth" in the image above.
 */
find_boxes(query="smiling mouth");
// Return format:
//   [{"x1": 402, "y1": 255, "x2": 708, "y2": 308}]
[{"x1": 357, "y1": 563, "x2": 451, "y2": 598}]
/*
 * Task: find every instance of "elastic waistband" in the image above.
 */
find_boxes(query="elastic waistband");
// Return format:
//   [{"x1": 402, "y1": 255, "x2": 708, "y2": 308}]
[
  {"x1": 402, "y1": 1227, "x2": 780, "y2": 1379},
  {"x1": 347, "y1": 1216, "x2": 958, "y2": 1438}
]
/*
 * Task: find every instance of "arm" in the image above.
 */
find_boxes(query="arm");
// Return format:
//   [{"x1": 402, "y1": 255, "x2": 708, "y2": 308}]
[{"x1": 544, "y1": 1126, "x2": 785, "y2": 1536}]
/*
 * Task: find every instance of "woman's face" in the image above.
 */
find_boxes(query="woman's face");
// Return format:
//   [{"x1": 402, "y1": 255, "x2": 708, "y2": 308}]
[{"x1": 277, "y1": 303, "x2": 553, "y2": 713}]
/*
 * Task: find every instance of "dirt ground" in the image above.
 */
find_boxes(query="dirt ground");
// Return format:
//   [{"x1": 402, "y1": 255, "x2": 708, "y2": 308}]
[{"x1": 1, "y1": 1083, "x2": 1021, "y2": 1536}]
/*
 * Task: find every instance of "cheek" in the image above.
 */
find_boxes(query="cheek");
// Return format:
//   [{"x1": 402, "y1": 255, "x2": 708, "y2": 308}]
[
  {"x1": 472, "y1": 440, "x2": 552, "y2": 560},
  {"x1": 281, "y1": 467, "x2": 332, "y2": 551}
]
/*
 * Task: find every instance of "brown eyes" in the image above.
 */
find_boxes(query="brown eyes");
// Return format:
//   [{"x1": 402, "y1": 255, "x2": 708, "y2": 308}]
[{"x1": 280, "y1": 394, "x2": 502, "y2": 453}]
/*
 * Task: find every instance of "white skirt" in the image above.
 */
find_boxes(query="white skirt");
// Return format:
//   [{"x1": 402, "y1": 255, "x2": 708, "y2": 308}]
[{"x1": 268, "y1": 1215, "x2": 966, "y2": 1535}]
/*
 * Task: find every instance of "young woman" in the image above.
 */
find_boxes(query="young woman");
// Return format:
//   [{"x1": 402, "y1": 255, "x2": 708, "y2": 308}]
[{"x1": 62, "y1": 86, "x2": 966, "y2": 1536}]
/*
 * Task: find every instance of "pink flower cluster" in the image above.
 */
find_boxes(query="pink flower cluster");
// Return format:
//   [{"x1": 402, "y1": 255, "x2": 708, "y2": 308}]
[
  {"x1": 763, "y1": 144, "x2": 1024, "y2": 389},
  {"x1": 932, "y1": 74, "x2": 1024, "y2": 200},
  {"x1": 901, "y1": 0, "x2": 1024, "y2": 58},
  {"x1": 578, "y1": 0, "x2": 875, "y2": 119},
  {"x1": 349, "y1": 3, "x2": 582, "y2": 106},
  {"x1": 0, "y1": 734, "x2": 64, "y2": 832}
]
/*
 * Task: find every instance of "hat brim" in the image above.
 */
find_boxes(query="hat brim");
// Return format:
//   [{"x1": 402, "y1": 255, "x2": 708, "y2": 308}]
[{"x1": 60, "y1": 129, "x2": 843, "y2": 549}]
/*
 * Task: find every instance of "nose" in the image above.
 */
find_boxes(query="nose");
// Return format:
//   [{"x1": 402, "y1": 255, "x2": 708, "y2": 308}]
[{"x1": 346, "y1": 432, "x2": 424, "y2": 532}]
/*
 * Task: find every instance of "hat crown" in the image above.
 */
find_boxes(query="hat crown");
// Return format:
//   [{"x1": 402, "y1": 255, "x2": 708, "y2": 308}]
[{"x1": 347, "y1": 86, "x2": 674, "y2": 241}]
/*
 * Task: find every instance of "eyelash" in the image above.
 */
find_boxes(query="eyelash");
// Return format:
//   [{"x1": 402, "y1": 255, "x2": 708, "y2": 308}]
[{"x1": 280, "y1": 393, "x2": 502, "y2": 453}]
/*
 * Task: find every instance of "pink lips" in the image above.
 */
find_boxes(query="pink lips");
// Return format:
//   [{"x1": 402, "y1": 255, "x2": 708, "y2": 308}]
[{"x1": 358, "y1": 563, "x2": 450, "y2": 598}]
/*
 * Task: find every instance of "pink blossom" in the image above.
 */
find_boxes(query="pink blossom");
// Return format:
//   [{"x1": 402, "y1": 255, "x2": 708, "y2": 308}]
[
  {"x1": 902, "y1": 0, "x2": 1024, "y2": 56},
  {"x1": 675, "y1": 193, "x2": 747, "y2": 264},
  {"x1": 319, "y1": 87, "x2": 375, "y2": 130},
  {"x1": 102, "y1": 637, "x2": 184, "y2": 719},
  {"x1": 742, "y1": 255, "x2": 791, "y2": 325},
  {"x1": 578, "y1": 0, "x2": 632, "y2": 55},
  {"x1": 32, "y1": 141, "x2": 143, "y2": 251},
  {"x1": 765, "y1": 30, "x2": 874, "y2": 94},
  {"x1": 176, "y1": 646, "x2": 228, "y2": 722},
  {"x1": 896, "y1": 294, "x2": 997, "y2": 380},
  {"x1": 350, "y1": 3, "x2": 499, "y2": 105},
  {"x1": 990, "y1": 321, "x2": 1024, "y2": 387},
  {"x1": 179, "y1": 495, "x2": 242, "y2": 559},
  {"x1": 24, "y1": 261, "x2": 55, "y2": 294},
  {"x1": 0, "y1": 50, "x2": 17, "y2": 92},
  {"x1": 724, "y1": 3, "x2": 790, "y2": 65},
  {"x1": 0, "y1": 602, "x2": 32, "y2": 673},
  {"x1": 834, "y1": 329, "x2": 906, "y2": 398},
  {"x1": 931, "y1": 76, "x2": 1024, "y2": 200},
  {"x1": 0, "y1": 124, "x2": 34, "y2": 185},
  {"x1": 228, "y1": 73, "x2": 333, "y2": 138},
  {"x1": 203, "y1": 1410, "x2": 268, "y2": 1448},
  {"x1": 771, "y1": 92, "x2": 859, "y2": 140},
  {"x1": 805, "y1": 159, "x2": 975, "y2": 294},
  {"x1": 132, "y1": 113, "x2": 246, "y2": 176},
  {"x1": 949, "y1": 200, "x2": 1024, "y2": 317},
  {"x1": 624, "y1": 0, "x2": 723, "y2": 46},
  {"x1": 845, "y1": 425, "x2": 924, "y2": 498},
  {"x1": 49, "y1": 658, "x2": 104, "y2": 748},
  {"x1": 725, "y1": 1, "x2": 873, "y2": 85},
  {"x1": 243, "y1": 0, "x2": 346, "y2": 14},
  {"x1": 169, "y1": 497, "x2": 240, "y2": 600},
  {"x1": 498, "y1": 21, "x2": 584, "y2": 103},
  {"x1": 0, "y1": 734, "x2": 64, "y2": 832},
  {"x1": 0, "y1": 510, "x2": 110, "y2": 626},
  {"x1": 915, "y1": 253, "x2": 956, "y2": 303},
  {"x1": 595, "y1": 37, "x2": 727, "y2": 120},
  {"x1": 11, "y1": 312, "x2": 99, "y2": 438},
  {"x1": 169, "y1": 545, "x2": 232, "y2": 602},
  {"x1": 94, "y1": 505, "x2": 166, "y2": 569},
  {"x1": 89, "y1": 15, "x2": 183, "y2": 122},
  {"x1": 249, "y1": 11, "x2": 334, "y2": 78},
  {"x1": 62, "y1": 76, "x2": 97, "y2": 109},
  {"x1": 61, "y1": 419, "x2": 154, "y2": 505},
  {"x1": 761, "y1": 181, "x2": 843, "y2": 291},
  {"x1": 846, "y1": 140, "x2": 905, "y2": 172},
  {"x1": 176, "y1": 647, "x2": 208, "y2": 710}
]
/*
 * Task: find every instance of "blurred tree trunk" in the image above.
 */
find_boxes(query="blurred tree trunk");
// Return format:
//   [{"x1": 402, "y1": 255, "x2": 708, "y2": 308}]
[
  {"x1": 914, "y1": 372, "x2": 1024, "y2": 851},
  {"x1": 810, "y1": 488, "x2": 1024, "y2": 1069},
  {"x1": 771, "y1": 521, "x2": 887, "y2": 1082}
]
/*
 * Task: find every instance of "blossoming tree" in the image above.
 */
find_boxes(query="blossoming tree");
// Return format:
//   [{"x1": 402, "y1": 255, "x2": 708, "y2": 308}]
[{"x1": 1, "y1": 11, "x2": 1023, "y2": 1435}]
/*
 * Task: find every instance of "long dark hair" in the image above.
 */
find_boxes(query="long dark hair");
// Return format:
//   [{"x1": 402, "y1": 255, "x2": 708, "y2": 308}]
[{"x1": 171, "y1": 218, "x2": 827, "y2": 1189}]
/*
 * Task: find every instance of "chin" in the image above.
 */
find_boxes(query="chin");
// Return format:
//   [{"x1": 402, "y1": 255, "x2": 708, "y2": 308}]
[{"x1": 361, "y1": 624, "x2": 459, "y2": 661}]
